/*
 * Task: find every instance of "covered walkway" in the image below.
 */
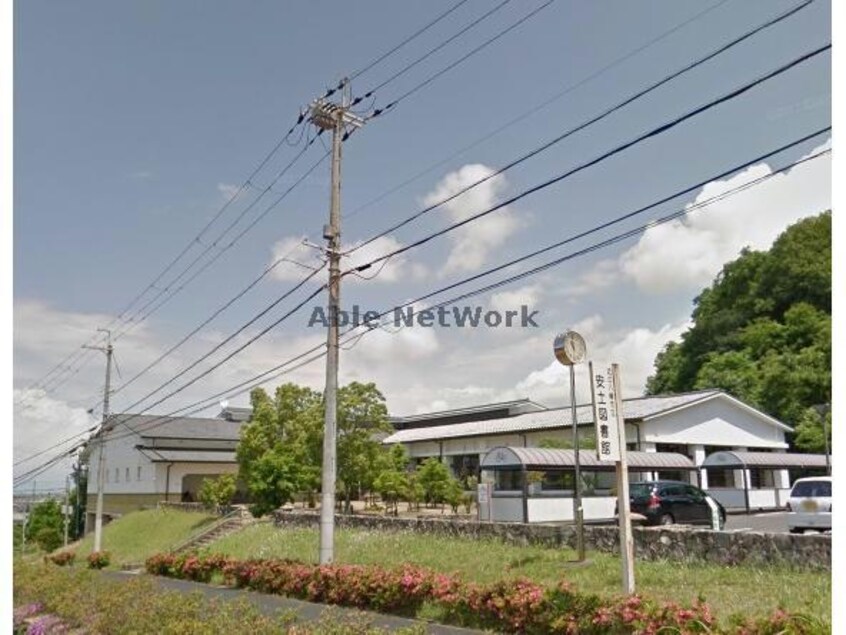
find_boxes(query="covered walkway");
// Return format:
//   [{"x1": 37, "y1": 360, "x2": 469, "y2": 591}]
[
  {"x1": 701, "y1": 451, "x2": 829, "y2": 512},
  {"x1": 480, "y1": 446, "x2": 696, "y2": 523}
]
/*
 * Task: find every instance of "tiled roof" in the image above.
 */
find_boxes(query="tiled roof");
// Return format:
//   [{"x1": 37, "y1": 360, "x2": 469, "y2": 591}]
[
  {"x1": 383, "y1": 391, "x2": 720, "y2": 444},
  {"x1": 108, "y1": 414, "x2": 243, "y2": 440}
]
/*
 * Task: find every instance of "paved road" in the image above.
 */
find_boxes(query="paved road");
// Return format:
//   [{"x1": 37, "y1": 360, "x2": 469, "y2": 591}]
[
  {"x1": 103, "y1": 571, "x2": 481, "y2": 634},
  {"x1": 724, "y1": 511, "x2": 830, "y2": 534}
]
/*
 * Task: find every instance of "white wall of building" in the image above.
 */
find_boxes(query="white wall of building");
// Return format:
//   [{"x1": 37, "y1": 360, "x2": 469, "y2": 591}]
[
  {"x1": 87, "y1": 431, "x2": 156, "y2": 495},
  {"x1": 639, "y1": 396, "x2": 787, "y2": 449}
]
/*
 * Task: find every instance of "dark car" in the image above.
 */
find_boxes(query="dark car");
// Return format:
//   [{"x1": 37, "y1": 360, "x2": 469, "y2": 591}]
[{"x1": 621, "y1": 480, "x2": 726, "y2": 529}]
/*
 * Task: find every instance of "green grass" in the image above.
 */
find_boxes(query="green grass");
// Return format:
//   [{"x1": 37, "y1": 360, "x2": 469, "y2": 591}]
[
  {"x1": 70, "y1": 508, "x2": 216, "y2": 568},
  {"x1": 208, "y1": 524, "x2": 830, "y2": 623}
]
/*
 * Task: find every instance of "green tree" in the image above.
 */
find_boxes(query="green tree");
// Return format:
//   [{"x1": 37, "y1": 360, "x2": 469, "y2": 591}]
[
  {"x1": 793, "y1": 407, "x2": 831, "y2": 453},
  {"x1": 646, "y1": 213, "x2": 831, "y2": 441},
  {"x1": 236, "y1": 384, "x2": 323, "y2": 515},
  {"x1": 27, "y1": 499, "x2": 64, "y2": 552},
  {"x1": 198, "y1": 474, "x2": 237, "y2": 511},
  {"x1": 336, "y1": 382, "x2": 392, "y2": 513},
  {"x1": 416, "y1": 458, "x2": 456, "y2": 509}
]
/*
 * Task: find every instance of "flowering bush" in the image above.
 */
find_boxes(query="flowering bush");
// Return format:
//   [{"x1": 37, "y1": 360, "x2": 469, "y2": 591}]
[
  {"x1": 143, "y1": 552, "x2": 826, "y2": 634},
  {"x1": 46, "y1": 551, "x2": 75, "y2": 567},
  {"x1": 86, "y1": 551, "x2": 110, "y2": 569}
]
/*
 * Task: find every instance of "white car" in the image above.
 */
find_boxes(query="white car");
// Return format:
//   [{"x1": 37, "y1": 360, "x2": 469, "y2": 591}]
[{"x1": 786, "y1": 476, "x2": 831, "y2": 534}]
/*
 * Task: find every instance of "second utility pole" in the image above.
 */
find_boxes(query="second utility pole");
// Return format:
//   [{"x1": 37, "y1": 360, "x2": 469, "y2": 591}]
[
  {"x1": 83, "y1": 328, "x2": 113, "y2": 553},
  {"x1": 310, "y1": 79, "x2": 365, "y2": 565}
]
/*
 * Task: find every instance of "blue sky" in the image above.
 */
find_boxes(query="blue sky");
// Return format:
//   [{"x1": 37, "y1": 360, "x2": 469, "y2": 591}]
[{"x1": 13, "y1": 0, "x2": 831, "y2": 485}]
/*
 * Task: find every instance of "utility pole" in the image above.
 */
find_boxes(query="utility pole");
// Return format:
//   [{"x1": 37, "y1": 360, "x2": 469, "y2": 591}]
[
  {"x1": 309, "y1": 79, "x2": 365, "y2": 565},
  {"x1": 83, "y1": 328, "x2": 113, "y2": 553}
]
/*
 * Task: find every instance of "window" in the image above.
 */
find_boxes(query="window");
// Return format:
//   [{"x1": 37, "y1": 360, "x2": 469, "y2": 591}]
[
  {"x1": 105, "y1": 469, "x2": 109, "y2": 483},
  {"x1": 541, "y1": 471, "x2": 574, "y2": 490},
  {"x1": 707, "y1": 469, "x2": 731, "y2": 487},
  {"x1": 750, "y1": 468, "x2": 774, "y2": 488},
  {"x1": 684, "y1": 485, "x2": 705, "y2": 502},
  {"x1": 126, "y1": 467, "x2": 130, "y2": 482},
  {"x1": 494, "y1": 469, "x2": 523, "y2": 491},
  {"x1": 659, "y1": 484, "x2": 685, "y2": 497},
  {"x1": 115, "y1": 468, "x2": 119, "y2": 483},
  {"x1": 137, "y1": 466, "x2": 142, "y2": 481}
]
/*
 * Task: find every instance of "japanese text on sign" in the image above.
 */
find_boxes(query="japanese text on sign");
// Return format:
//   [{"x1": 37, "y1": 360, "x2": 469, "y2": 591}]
[{"x1": 590, "y1": 362, "x2": 622, "y2": 461}]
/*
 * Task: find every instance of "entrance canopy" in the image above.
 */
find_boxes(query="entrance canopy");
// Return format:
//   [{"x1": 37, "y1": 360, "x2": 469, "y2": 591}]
[
  {"x1": 481, "y1": 446, "x2": 696, "y2": 472},
  {"x1": 701, "y1": 451, "x2": 828, "y2": 470}
]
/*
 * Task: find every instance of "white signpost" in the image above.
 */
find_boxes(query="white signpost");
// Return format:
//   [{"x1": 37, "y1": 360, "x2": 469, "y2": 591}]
[{"x1": 589, "y1": 362, "x2": 635, "y2": 594}]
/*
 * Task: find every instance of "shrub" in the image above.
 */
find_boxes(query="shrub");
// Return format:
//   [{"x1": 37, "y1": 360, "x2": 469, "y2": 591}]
[
  {"x1": 47, "y1": 551, "x2": 75, "y2": 567},
  {"x1": 147, "y1": 552, "x2": 812, "y2": 633},
  {"x1": 198, "y1": 474, "x2": 237, "y2": 511},
  {"x1": 86, "y1": 551, "x2": 110, "y2": 569}
]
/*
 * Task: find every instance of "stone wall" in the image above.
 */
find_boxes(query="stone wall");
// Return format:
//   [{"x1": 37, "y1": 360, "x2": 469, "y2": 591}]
[{"x1": 272, "y1": 510, "x2": 830, "y2": 570}]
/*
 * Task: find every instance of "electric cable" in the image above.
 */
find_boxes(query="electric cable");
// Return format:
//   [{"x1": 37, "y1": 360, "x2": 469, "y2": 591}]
[
  {"x1": 348, "y1": 43, "x2": 831, "y2": 273},
  {"x1": 350, "y1": 0, "x2": 816, "y2": 253},
  {"x1": 343, "y1": 0, "x2": 734, "y2": 220}
]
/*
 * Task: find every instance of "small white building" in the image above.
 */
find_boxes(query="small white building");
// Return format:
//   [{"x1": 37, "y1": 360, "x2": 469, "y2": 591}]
[
  {"x1": 383, "y1": 390, "x2": 814, "y2": 517},
  {"x1": 84, "y1": 413, "x2": 243, "y2": 531}
]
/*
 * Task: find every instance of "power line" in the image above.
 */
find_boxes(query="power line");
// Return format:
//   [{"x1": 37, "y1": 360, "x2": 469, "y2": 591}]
[
  {"x1": 17, "y1": 116, "x2": 313, "y2": 401},
  {"x1": 348, "y1": 0, "x2": 474, "y2": 82},
  {"x1": 109, "y1": 242, "x2": 320, "y2": 400},
  {"x1": 94, "y1": 129, "x2": 831, "y2": 450},
  {"x1": 112, "y1": 268, "x2": 325, "y2": 422},
  {"x1": 111, "y1": 138, "x2": 328, "y2": 343},
  {"x1": 343, "y1": 0, "x2": 734, "y2": 220},
  {"x1": 13, "y1": 128, "x2": 830, "y2": 486},
  {"x1": 348, "y1": 43, "x2": 831, "y2": 273},
  {"x1": 351, "y1": 0, "x2": 816, "y2": 253},
  {"x1": 361, "y1": 0, "x2": 554, "y2": 119},
  {"x1": 354, "y1": 0, "x2": 515, "y2": 99}
]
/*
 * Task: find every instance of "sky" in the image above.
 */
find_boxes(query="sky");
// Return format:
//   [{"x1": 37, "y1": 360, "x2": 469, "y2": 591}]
[{"x1": 12, "y1": 0, "x2": 832, "y2": 489}]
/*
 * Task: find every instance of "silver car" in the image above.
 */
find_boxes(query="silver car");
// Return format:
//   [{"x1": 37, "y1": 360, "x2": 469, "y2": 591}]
[{"x1": 786, "y1": 476, "x2": 831, "y2": 534}]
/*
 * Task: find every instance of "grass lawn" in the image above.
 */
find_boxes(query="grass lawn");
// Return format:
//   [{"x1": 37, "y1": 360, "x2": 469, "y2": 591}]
[
  {"x1": 208, "y1": 524, "x2": 830, "y2": 624},
  {"x1": 70, "y1": 508, "x2": 216, "y2": 568}
]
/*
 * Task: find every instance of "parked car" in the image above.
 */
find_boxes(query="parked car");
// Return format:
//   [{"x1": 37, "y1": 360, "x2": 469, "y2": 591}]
[
  {"x1": 618, "y1": 480, "x2": 726, "y2": 529},
  {"x1": 786, "y1": 476, "x2": 831, "y2": 534}
]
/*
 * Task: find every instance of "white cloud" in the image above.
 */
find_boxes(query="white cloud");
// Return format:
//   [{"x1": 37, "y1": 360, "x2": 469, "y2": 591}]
[
  {"x1": 514, "y1": 315, "x2": 689, "y2": 406},
  {"x1": 423, "y1": 164, "x2": 521, "y2": 275},
  {"x1": 217, "y1": 182, "x2": 242, "y2": 201},
  {"x1": 619, "y1": 141, "x2": 831, "y2": 293},
  {"x1": 489, "y1": 285, "x2": 541, "y2": 313}
]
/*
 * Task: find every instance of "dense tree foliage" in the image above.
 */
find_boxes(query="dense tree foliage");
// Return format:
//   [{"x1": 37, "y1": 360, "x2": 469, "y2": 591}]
[
  {"x1": 27, "y1": 499, "x2": 64, "y2": 552},
  {"x1": 236, "y1": 381, "x2": 392, "y2": 516},
  {"x1": 646, "y1": 213, "x2": 831, "y2": 450}
]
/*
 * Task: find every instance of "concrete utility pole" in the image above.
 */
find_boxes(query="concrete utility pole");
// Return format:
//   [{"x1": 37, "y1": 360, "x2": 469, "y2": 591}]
[
  {"x1": 84, "y1": 328, "x2": 113, "y2": 553},
  {"x1": 309, "y1": 79, "x2": 365, "y2": 565}
]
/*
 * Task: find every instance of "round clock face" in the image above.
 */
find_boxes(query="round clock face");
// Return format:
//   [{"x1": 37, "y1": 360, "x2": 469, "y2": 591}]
[{"x1": 553, "y1": 331, "x2": 587, "y2": 365}]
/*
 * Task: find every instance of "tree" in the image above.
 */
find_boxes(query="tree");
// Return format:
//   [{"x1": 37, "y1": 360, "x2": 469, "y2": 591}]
[
  {"x1": 198, "y1": 474, "x2": 237, "y2": 511},
  {"x1": 373, "y1": 444, "x2": 410, "y2": 515},
  {"x1": 336, "y1": 382, "x2": 392, "y2": 513},
  {"x1": 236, "y1": 381, "x2": 393, "y2": 515},
  {"x1": 27, "y1": 499, "x2": 64, "y2": 553},
  {"x1": 646, "y1": 213, "x2": 831, "y2": 440},
  {"x1": 236, "y1": 384, "x2": 323, "y2": 516},
  {"x1": 793, "y1": 407, "x2": 831, "y2": 453},
  {"x1": 416, "y1": 458, "x2": 457, "y2": 509}
]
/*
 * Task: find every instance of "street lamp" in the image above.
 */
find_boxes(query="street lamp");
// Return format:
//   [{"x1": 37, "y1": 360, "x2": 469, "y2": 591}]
[{"x1": 553, "y1": 330, "x2": 587, "y2": 562}]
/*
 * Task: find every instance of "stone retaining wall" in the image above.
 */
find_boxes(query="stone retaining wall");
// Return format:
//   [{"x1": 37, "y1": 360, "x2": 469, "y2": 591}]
[{"x1": 273, "y1": 510, "x2": 830, "y2": 570}]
